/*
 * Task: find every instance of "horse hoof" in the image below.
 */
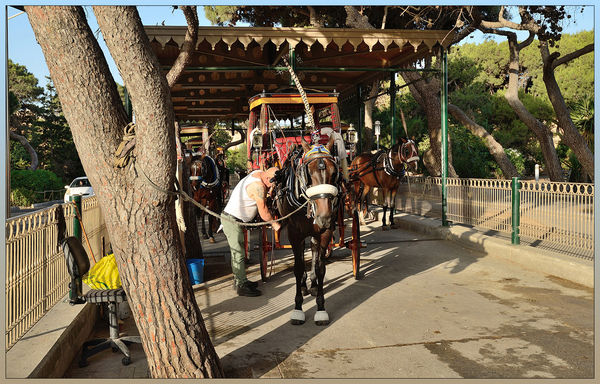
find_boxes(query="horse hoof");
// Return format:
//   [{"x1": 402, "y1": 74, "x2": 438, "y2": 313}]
[
  {"x1": 309, "y1": 287, "x2": 318, "y2": 297},
  {"x1": 209, "y1": 237, "x2": 216, "y2": 243},
  {"x1": 202, "y1": 234, "x2": 209, "y2": 240},
  {"x1": 301, "y1": 287, "x2": 310, "y2": 296},
  {"x1": 382, "y1": 226, "x2": 388, "y2": 231},
  {"x1": 314, "y1": 311, "x2": 330, "y2": 326},
  {"x1": 290, "y1": 309, "x2": 305, "y2": 325}
]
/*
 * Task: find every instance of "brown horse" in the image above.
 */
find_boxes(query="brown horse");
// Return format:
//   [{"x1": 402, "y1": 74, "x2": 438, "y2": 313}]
[
  {"x1": 271, "y1": 136, "x2": 341, "y2": 326},
  {"x1": 349, "y1": 138, "x2": 419, "y2": 229},
  {"x1": 190, "y1": 154, "x2": 223, "y2": 242}
]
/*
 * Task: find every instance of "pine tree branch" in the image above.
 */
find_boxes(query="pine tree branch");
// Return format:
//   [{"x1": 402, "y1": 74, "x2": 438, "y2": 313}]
[
  {"x1": 552, "y1": 43, "x2": 593, "y2": 69},
  {"x1": 166, "y1": 6, "x2": 199, "y2": 88}
]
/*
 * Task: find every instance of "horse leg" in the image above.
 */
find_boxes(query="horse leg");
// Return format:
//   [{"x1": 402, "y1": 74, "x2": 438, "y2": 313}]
[
  {"x1": 290, "y1": 238, "x2": 307, "y2": 325},
  {"x1": 379, "y1": 187, "x2": 388, "y2": 229},
  {"x1": 313, "y1": 234, "x2": 330, "y2": 326},
  {"x1": 208, "y1": 214, "x2": 215, "y2": 243},
  {"x1": 357, "y1": 183, "x2": 366, "y2": 225},
  {"x1": 363, "y1": 185, "x2": 373, "y2": 221},
  {"x1": 389, "y1": 188, "x2": 398, "y2": 229},
  {"x1": 200, "y1": 211, "x2": 209, "y2": 239},
  {"x1": 308, "y1": 238, "x2": 319, "y2": 296},
  {"x1": 301, "y1": 270, "x2": 309, "y2": 297}
]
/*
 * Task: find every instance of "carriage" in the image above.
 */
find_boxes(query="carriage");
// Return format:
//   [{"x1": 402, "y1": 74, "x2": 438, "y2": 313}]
[{"x1": 244, "y1": 90, "x2": 363, "y2": 283}]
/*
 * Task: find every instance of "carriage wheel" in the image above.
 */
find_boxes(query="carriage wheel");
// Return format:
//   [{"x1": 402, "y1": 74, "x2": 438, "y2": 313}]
[
  {"x1": 351, "y1": 209, "x2": 361, "y2": 279},
  {"x1": 260, "y1": 226, "x2": 269, "y2": 282}
]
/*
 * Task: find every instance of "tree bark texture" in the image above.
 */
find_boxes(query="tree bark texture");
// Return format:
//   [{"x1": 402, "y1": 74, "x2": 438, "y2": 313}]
[
  {"x1": 504, "y1": 34, "x2": 563, "y2": 181},
  {"x1": 26, "y1": 6, "x2": 223, "y2": 378},
  {"x1": 448, "y1": 104, "x2": 518, "y2": 179},
  {"x1": 403, "y1": 71, "x2": 458, "y2": 177},
  {"x1": 540, "y1": 42, "x2": 594, "y2": 181},
  {"x1": 9, "y1": 129, "x2": 39, "y2": 170}
]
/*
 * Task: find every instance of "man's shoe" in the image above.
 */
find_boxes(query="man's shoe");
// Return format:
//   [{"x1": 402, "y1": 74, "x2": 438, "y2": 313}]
[
  {"x1": 233, "y1": 280, "x2": 259, "y2": 290},
  {"x1": 237, "y1": 281, "x2": 262, "y2": 297}
]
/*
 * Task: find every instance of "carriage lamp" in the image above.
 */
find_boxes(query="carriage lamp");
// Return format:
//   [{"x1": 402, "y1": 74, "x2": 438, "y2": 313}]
[
  {"x1": 346, "y1": 124, "x2": 358, "y2": 145},
  {"x1": 374, "y1": 120, "x2": 381, "y2": 150},
  {"x1": 252, "y1": 128, "x2": 263, "y2": 149}
]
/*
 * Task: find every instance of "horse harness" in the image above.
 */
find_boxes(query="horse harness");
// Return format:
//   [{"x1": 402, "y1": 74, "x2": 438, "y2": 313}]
[
  {"x1": 272, "y1": 145, "x2": 342, "y2": 226},
  {"x1": 349, "y1": 142, "x2": 416, "y2": 184}
]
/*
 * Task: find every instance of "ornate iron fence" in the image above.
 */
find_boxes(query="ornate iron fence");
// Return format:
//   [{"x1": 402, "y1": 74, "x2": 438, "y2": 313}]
[
  {"x1": 519, "y1": 180, "x2": 594, "y2": 257},
  {"x1": 5, "y1": 196, "x2": 108, "y2": 350},
  {"x1": 395, "y1": 177, "x2": 594, "y2": 259}
]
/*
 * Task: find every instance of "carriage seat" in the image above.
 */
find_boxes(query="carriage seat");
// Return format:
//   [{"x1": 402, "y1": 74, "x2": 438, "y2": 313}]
[{"x1": 61, "y1": 236, "x2": 142, "y2": 367}]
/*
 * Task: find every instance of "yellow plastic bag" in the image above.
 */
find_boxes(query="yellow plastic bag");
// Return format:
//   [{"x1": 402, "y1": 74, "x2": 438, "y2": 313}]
[{"x1": 83, "y1": 253, "x2": 122, "y2": 289}]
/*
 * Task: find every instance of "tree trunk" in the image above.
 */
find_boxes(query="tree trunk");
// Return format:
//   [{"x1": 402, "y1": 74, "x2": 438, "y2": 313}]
[
  {"x1": 448, "y1": 104, "x2": 519, "y2": 179},
  {"x1": 504, "y1": 35, "x2": 563, "y2": 181},
  {"x1": 9, "y1": 129, "x2": 39, "y2": 170},
  {"x1": 403, "y1": 71, "x2": 458, "y2": 177},
  {"x1": 363, "y1": 79, "x2": 380, "y2": 152},
  {"x1": 540, "y1": 42, "x2": 594, "y2": 181},
  {"x1": 26, "y1": 6, "x2": 223, "y2": 378}
]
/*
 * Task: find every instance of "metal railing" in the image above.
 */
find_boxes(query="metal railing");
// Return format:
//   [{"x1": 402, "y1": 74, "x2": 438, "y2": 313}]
[
  {"x1": 5, "y1": 196, "x2": 109, "y2": 350},
  {"x1": 394, "y1": 176, "x2": 594, "y2": 260}
]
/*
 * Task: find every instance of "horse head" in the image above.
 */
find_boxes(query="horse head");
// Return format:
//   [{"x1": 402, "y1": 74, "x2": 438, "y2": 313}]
[
  {"x1": 397, "y1": 138, "x2": 420, "y2": 173},
  {"x1": 190, "y1": 154, "x2": 220, "y2": 192},
  {"x1": 300, "y1": 136, "x2": 339, "y2": 230}
]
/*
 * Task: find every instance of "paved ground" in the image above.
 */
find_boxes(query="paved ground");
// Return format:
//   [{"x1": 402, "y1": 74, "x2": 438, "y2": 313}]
[{"x1": 64, "y1": 218, "x2": 594, "y2": 379}]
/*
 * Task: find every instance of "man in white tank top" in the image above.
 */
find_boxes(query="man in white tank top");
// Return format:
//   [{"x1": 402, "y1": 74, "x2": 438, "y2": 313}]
[{"x1": 221, "y1": 167, "x2": 281, "y2": 296}]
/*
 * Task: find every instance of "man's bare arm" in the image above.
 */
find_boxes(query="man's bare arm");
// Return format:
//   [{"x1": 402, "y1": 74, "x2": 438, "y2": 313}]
[{"x1": 246, "y1": 182, "x2": 275, "y2": 221}]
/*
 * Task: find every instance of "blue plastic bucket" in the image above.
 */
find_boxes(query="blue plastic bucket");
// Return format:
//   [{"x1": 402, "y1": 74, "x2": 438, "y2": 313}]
[{"x1": 186, "y1": 259, "x2": 205, "y2": 285}]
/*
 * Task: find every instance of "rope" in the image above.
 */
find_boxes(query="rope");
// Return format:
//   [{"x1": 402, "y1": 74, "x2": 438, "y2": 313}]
[
  {"x1": 136, "y1": 162, "x2": 308, "y2": 227},
  {"x1": 281, "y1": 57, "x2": 314, "y2": 130},
  {"x1": 113, "y1": 122, "x2": 136, "y2": 168}
]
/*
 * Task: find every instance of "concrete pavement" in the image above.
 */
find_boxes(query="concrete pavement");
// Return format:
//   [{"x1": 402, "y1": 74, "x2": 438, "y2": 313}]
[{"x1": 62, "y1": 216, "x2": 593, "y2": 379}]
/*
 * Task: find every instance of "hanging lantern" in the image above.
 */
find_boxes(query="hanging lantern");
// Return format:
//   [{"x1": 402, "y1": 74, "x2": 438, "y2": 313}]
[
  {"x1": 252, "y1": 128, "x2": 263, "y2": 149},
  {"x1": 346, "y1": 124, "x2": 358, "y2": 144}
]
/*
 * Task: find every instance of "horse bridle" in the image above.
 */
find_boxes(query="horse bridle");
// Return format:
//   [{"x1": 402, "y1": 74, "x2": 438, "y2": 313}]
[
  {"x1": 297, "y1": 152, "x2": 341, "y2": 223},
  {"x1": 189, "y1": 156, "x2": 220, "y2": 190}
]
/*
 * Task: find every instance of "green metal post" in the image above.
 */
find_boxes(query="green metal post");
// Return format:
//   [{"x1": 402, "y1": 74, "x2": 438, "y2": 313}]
[
  {"x1": 357, "y1": 84, "x2": 363, "y2": 154},
  {"x1": 71, "y1": 194, "x2": 82, "y2": 241},
  {"x1": 124, "y1": 86, "x2": 132, "y2": 122},
  {"x1": 441, "y1": 48, "x2": 449, "y2": 227},
  {"x1": 289, "y1": 48, "x2": 296, "y2": 87},
  {"x1": 511, "y1": 177, "x2": 521, "y2": 245},
  {"x1": 390, "y1": 72, "x2": 396, "y2": 146}
]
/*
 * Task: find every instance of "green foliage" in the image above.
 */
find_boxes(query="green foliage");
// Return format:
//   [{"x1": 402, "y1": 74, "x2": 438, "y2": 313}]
[
  {"x1": 8, "y1": 59, "x2": 43, "y2": 108},
  {"x1": 449, "y1": 121, "x2": 497, "y2": 178},
  {"x1": 505, "y1": 148, "x2": 526, "y2": 175},
  {"x1": 10, "y1": 169, "x2": 64, "y2": 206},
  {"x1": 9, "y1": 61, "x2": 84, "y2": 183},
  {"x1": 226, "y1": 145, "x2": 248, "y2": 172},
  {"x1": 211, "y1": 128, "x2": 232, "y2": 148}
]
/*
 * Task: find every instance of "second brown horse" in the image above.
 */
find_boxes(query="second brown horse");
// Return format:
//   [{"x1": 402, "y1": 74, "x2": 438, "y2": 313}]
[{"x1": 349, "y1": 138, "x2": 419, "y2": 229}]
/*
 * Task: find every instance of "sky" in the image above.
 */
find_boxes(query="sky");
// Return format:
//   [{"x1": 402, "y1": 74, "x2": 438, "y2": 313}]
[{"x1": 7, "y1": 5, "x2": 595, "y2": 89}]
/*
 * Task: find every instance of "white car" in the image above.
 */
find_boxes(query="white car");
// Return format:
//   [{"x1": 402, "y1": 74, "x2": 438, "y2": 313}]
[{"x1": 64, "y1": 177, "x2": 95, "y2": 203}]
